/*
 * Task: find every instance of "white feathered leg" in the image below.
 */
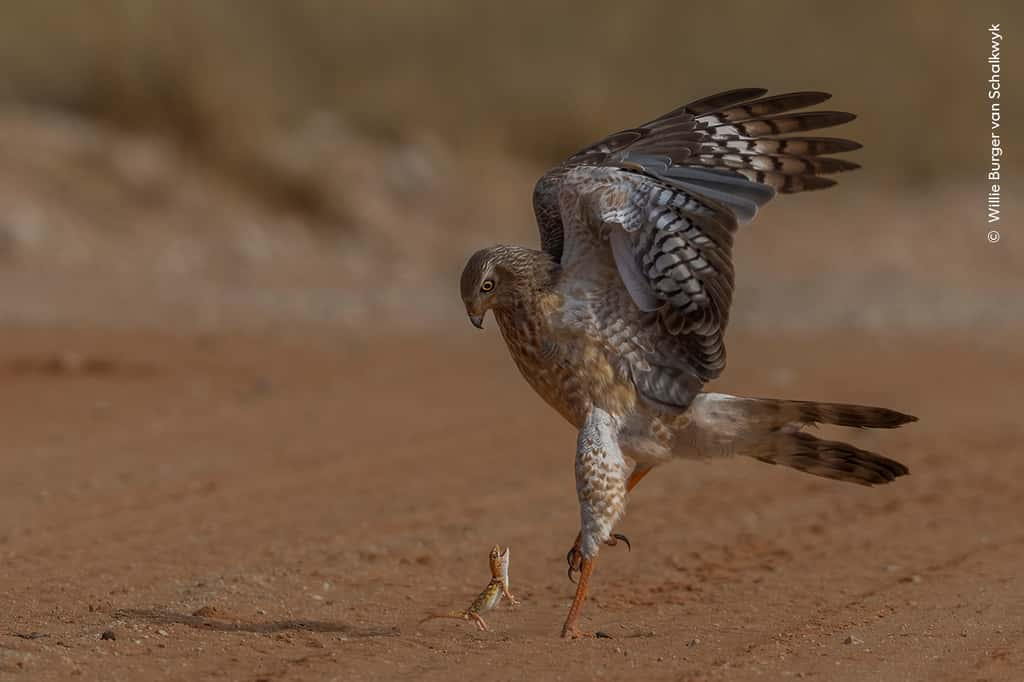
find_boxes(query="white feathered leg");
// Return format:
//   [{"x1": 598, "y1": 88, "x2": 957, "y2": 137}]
[{"x1": 562, "y1": 406, "x2": 629, "y2": 638}]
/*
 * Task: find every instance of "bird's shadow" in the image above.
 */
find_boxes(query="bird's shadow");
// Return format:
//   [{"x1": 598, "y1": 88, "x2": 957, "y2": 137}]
[{"x1": 116, "y1": 608, "x2": 398, "y2": 638}]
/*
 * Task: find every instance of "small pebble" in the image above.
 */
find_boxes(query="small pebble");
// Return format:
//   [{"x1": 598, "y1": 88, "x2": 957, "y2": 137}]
[
  {"x1": 844, "y1": 635, "x2": 864, "y2": 645},
  {"x1": 157, "y1": 629, "x2": 168, "y2": 636},
  {"x1": 100, "y1": 631, "x2": 116, "y2": 641},
  {"x1": 687, "y1": 638, "x2": 701, "y2": 647}
]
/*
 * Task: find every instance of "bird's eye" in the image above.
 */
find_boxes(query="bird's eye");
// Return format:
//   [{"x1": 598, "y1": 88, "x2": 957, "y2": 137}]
[{"x1": 480, "y1": 280, "x2": 495, "y2": 293}]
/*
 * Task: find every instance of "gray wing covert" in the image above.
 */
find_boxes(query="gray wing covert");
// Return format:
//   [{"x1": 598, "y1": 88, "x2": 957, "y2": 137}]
[
  {"x1": 567, "y1": 166, "x2": 737, "y2": 408},
  {"x1": 533, "y1": 89, "x2": 860, "y2": 408}
]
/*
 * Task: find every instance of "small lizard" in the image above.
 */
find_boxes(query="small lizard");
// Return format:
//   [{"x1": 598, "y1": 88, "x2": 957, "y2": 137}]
[{"x1": 420, "y1": 545, "x2": 520, "y2": 631}]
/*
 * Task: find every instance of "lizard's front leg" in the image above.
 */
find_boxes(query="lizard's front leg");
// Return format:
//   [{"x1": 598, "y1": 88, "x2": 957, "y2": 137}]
[
  {"x1": 469, "y1": 613, "x2": 489, "y2": 631},
  {"x1": 502, "y1": 584, "x2": 521, "y2": 607},
  {"x1": 561, "y1": 407, "x2": 629, "y2": 639},
  {"x1": 497, "y1": 547, "x2": 521, "y2": 606}
]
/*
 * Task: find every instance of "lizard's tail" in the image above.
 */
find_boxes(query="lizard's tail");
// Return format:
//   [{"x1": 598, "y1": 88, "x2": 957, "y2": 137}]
[
  {"x1": 686, "y1": 393, "x2": 916, "y2": 485},
  {"x1": 419, "y1": 610, "x2": 468, "y2": 624}
]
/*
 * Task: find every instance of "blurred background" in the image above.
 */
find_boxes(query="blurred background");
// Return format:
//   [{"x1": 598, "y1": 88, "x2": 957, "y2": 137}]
[
  {"x1": 0, "y1": 0, "x2": 1019, "y2": 331},
  {"x1": 1, "y1": 5, "x2": 1022, "y2": 678}
]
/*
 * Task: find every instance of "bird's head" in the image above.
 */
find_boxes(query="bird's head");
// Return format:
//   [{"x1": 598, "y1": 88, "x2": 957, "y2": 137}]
[
  {"x1": 460, "y1": 245, "x2": 557, "y2": 329},
  {"x1": 459, "y1": 246, "x2": 513, "y2": 329}
]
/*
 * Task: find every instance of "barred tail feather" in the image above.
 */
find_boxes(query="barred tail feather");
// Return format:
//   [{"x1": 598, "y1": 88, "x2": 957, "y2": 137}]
[
  {"x1": 732, "y1": 396, "x2": 918, "y2": 430},
  {"x1": 753, "y1": 432, "x2": 909, "y2": 486},
  {"x1": 686, "y1": 393, "x2": 915, "y2": 486}
]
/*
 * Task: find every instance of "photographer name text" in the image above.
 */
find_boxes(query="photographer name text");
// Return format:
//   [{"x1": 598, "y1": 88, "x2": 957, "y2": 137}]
[{"x1": 987, "y1": 24, "x2": 1003, "y2": 240}]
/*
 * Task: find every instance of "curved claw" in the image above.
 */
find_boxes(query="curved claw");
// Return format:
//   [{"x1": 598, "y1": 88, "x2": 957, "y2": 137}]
[
  {"x1": 566, "y1": 546, "x2": 582, "y2": 583},
  {"x1": 567, "y1": 533, "x2": 632, "y2": 583},
  {"x1": 610, "y1": 533, "x2": 631, "y2": 552}
]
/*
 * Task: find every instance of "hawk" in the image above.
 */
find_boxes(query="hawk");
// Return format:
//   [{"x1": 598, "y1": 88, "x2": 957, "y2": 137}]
[{"x1": 459, "y1": 88, "x2": 916, "y2": 639}]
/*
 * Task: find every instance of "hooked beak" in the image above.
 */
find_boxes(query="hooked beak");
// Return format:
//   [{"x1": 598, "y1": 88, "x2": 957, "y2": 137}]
[{"x1": 468, "y1": 313, "x2": 484, "y2": 329}]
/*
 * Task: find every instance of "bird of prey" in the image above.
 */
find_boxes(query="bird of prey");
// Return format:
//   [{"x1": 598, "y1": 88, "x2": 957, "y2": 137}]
[{"x1": 459, "y1": 88, "x2": 916, "y2": 639}]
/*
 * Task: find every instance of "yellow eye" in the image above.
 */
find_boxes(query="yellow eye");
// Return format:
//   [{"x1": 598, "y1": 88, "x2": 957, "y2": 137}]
[{"x1": 480, "y1": 280, "x2": 495, "y2": 293}]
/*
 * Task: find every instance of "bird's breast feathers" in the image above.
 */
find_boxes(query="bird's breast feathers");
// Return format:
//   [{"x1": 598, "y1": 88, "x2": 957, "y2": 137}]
[{"x1": 542, "y1": 284, "x2": 640, "y2": 420}]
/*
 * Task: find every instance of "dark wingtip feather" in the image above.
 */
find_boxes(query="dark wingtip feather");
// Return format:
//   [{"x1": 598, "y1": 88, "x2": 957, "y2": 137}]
[
  {"x1": 741, "y1": 91, "x2": 833, "y2": 115},
  {"x1": 780, "y1": 176, "x2": 837, "y2": 193},
  {"x1": 783, "y1": 110, "x2": 857, "y2": 130},
  {"x1": 827, "y1": 138, "x2": 863, "y2": 153},
  {"x1": 683, "y1": 88, "x2": 769, "y2": 115},
  {"x1": 814, "y1": 158, "x2": 861, "y2": 174}
]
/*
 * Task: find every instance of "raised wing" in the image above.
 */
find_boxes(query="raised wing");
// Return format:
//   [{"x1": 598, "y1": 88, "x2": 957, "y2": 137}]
[
  {"x1": 534, "y1": 89, "x2": 860, "y2": 261},
  {"x1": 561, "y1": 165, "x2": 738, "y2": 401},
  {"x1": 537, "y1": 89, "x2": 859, "y2": 407}
]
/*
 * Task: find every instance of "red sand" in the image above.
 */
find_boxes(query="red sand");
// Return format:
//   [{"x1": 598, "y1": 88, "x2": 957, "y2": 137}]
[{"x1": 0, "y1": 325, "x2": 1020, "y2": 680}]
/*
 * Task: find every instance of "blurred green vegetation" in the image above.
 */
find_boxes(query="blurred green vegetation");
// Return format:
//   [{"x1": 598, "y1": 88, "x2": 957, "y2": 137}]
[{"x1": 0, "y1": 0, "x2": 1018, "y2": 186}]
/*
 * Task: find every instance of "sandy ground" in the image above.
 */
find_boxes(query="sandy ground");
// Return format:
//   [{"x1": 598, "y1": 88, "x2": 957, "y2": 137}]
[{"x1": 0, "y1": 323, "x2": 1021, "y2": 681}]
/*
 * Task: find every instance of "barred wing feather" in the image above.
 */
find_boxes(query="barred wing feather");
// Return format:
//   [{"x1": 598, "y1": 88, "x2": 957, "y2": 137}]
[{"x1": 536, "y1": 89, "x2": 860, "y2": 408}]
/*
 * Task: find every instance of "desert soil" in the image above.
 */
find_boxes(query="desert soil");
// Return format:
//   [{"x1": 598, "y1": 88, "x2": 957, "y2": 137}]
[{"x1": 0, "y1": 324, "x2": 1021, "y2": 681}]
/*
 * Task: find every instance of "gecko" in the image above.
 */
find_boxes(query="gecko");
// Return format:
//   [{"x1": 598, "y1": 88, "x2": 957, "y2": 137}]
[{"x1": 420, "y1": 545, "x2": 520, "y2": 631}]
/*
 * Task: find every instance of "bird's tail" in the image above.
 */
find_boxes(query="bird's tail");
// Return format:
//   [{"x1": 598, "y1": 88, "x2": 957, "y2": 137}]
[{"x1": 686, "y1": 393, "x2": 916, "y2": 485}]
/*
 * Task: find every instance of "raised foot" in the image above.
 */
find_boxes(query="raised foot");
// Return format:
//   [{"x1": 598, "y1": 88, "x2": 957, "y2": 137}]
[
  {"x1": 566, "y1": 533, "x2": 631, "y2": 583},
  {"x1": 606, "y1": 533, "x2": 631, "y2": 551}
]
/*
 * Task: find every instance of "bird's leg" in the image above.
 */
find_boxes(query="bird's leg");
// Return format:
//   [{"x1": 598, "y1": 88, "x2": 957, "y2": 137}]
[
  {"x1": 566, "y1": 464, "x2": 652, "y2": 581},
  {"x1": 566, "y1": 534, "x2": 630, "y2": 582},
  {"x1": 626, "y1": 463, "x2": 654, "y2": 491},
  {"x1": 562, "y1": 407, "x2": 628, "y2": 638},
  {"x1": 561, "y1": 556, "x2": 596, "y2": 638}
]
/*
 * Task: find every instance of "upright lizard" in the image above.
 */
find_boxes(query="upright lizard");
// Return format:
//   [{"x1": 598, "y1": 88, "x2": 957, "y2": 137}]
[{"x1": 420, "y1": 545, "x2": 519, "y2": 631}]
